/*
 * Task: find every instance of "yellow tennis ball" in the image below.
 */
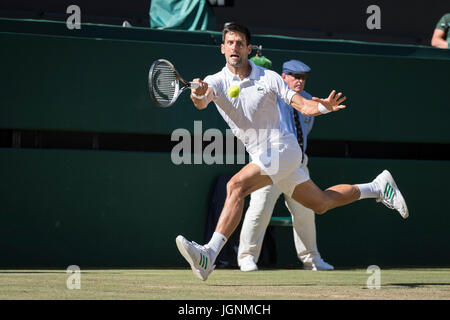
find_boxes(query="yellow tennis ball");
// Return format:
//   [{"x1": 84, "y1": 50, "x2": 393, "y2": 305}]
[{"x1": 227, "y1": 85, "x2": 240, "y2": 98}]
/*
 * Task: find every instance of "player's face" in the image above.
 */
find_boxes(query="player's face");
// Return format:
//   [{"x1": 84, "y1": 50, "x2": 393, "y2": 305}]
[
  {"x1": 282, "y1": 73, "x2": 307, "y2": 93},
  {"x1": 221, "y1": 31, "x2": 252, "y2": 68}
]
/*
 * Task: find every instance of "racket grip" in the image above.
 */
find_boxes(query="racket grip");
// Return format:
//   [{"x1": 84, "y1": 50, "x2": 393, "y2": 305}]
[{"x1": 190, "y1": 82, "x2": 200, "y2": 89}]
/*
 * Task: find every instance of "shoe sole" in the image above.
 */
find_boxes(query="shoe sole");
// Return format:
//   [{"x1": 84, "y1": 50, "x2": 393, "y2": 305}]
[
  {"x1": 304, "y1": 267, "x2": 334, "y2": 271},
  {"x1": 175, "y1": 236, "x2": 207, "y2": 281},
  {"x1": 240, "y1": 267, "x2": 258, "y2": 272},
  {"x1": 384, "y1": 170, "x2": 409, "y2": 219}
]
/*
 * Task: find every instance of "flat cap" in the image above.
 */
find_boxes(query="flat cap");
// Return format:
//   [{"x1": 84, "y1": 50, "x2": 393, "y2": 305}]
[{"x1": 282, "y1": 59, "x2": 311, "y2": 74}]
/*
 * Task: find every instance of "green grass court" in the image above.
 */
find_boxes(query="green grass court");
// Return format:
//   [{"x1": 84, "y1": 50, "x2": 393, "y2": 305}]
[{"x1": 1, "y1": 268, "x2": 449, "y2": 300}]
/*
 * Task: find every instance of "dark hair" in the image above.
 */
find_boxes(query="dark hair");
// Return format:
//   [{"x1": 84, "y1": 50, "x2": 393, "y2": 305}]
[{"x1": 222, "y1": 22, "x2": 251, "y2": 45}]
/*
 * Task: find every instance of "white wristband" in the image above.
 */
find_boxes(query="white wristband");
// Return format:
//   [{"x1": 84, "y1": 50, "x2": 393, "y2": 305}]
[
  {"x1": 191, "y1": 92, "x2": 206, "y2": 100},
  {"x1": 318, "y1": 103, "x2": 331, "y2": 114}
]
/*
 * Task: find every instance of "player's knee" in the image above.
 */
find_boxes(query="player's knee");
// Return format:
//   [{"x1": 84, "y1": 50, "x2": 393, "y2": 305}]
[
  {"x1": 310, "y1": 202, "x2": 329, "y2": 215},
  {"x1": 307, "y1": 192, "x2": 333, "y2": 214},
  {"x1": 314, "y1": 206, "x2": 328, "y2": 215},
  {"x1": 226, "y1": 179, "x2": 246, "y2": 199}
]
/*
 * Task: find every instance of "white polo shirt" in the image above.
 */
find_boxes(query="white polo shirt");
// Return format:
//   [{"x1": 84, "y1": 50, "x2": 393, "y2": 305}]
[{"x1": 204, "y1": 60, "x2": 297, "y2": 155}]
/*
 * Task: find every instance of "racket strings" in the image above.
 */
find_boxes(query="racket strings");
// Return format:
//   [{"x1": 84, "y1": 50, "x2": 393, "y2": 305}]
[{"x1": 151, "y1": 63, "x2": 177, "y2": 107}]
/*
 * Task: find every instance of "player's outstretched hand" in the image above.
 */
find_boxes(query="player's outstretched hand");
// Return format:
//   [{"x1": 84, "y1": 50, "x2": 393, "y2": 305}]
[{"x1": 312, "y1": 90, "x2": 347, "y2": 112}]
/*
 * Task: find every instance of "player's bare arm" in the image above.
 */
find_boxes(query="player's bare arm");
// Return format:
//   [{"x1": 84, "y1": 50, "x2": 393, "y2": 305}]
[
  {"x1": 190, "y1": 78, "x2": 214, "y2": 110},
  {"x1": 431, "y1": 29, "x2": 448, "y2": 49},
  {"x1": 290, "y1": 90, "x2": 346, "y2": 116}
]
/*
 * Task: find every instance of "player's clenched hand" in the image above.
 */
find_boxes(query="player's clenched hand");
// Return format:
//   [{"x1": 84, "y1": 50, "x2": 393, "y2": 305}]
[
  {"x1": 190, "y1": 78, "x2": 211, "y2": 110},
  {"x1": 192, "y1": 78, "x2": 208, "y2": 97},
  {"x1": 312, "y1": 90, "x2": 347, "y2": 112}
]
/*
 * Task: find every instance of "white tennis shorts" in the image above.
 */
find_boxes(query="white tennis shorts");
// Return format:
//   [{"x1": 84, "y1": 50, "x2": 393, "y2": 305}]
[{"x1": 250, "y1": 134, "x2": 310, "y2": 197}]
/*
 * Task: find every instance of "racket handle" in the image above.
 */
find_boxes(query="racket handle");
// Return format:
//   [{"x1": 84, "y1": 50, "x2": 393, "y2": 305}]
[{"x1": 190, "y1": 82, "x2": 200, "y2": 89}]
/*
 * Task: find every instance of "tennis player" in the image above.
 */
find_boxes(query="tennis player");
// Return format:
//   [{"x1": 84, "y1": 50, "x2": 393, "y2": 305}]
[{"x1": 176, "y1": 23, "x2": 409, "y2": 281}]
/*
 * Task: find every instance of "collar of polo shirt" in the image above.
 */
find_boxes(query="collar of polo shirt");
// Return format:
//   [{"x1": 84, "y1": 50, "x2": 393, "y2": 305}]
[{"x1": 224, "y1": 60, "x2": 260, "y2": 84}]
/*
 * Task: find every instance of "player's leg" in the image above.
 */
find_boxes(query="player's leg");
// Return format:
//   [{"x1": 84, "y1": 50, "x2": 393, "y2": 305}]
[
  {"x1": 214, "y1": 163, "x2": 273, "y2": 237},
  {"x1": 291, "y1": 180, "x2": 359, "y2": 215},
  {"x1": 238, "y1": 184, "x2": 282, "y2": 271},
  {"x1": 176, "y1": 163, "x2": 272, "y2": 280},
  {"x1": 290, "y1": 170, "x2": 408, "y2": 218}
]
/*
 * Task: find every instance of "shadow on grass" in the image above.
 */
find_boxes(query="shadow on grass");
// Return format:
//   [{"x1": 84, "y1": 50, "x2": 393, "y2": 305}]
[
  {"x1": 208, "y1": 283, "x2": 317, "y2": 287},
  {"x1": 0, "y1": 271, "x2": 63, "y2": 274},
  {"x1": 386, "y1": 283, "x2": 450, "y2": 288}
]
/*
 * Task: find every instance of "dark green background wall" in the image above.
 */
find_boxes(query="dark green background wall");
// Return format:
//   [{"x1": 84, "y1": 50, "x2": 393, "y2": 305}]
[{"x1": 1, "y1": 18, "x2": 449, "y2": 268}]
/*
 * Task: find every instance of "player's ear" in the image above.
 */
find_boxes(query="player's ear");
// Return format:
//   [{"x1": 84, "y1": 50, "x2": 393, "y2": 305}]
[
  {"x1": 247, "y1": 44, "x2": 252, "y2": 55},
  {"x1": 281, "y1": 73, "x2": 286, "y2": 80},
  {"x1": 221, "y1": 43, "x2": 225, "y2": 55}
]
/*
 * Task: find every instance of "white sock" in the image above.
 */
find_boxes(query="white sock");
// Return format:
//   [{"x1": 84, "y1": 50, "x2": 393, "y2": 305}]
[
  {"x1": 357, "y1": 182, "x2": 381, "y2": 200},
  {"x1": 205, "y1": 232, "x2": 228, "y2": 263}
]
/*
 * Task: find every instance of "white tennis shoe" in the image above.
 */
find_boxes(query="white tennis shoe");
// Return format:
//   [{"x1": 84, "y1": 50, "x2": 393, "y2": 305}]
[
  {"x1": 303, "y1": 257, "x2": 334, "y2": 271},
  {"x1": 239, "y1": 256, "x2": 258, "y2": 272},
  {"x1": 374, "y1": 170, "x2": 409, "y2": 219},
  {"x1": 175, "y1": 235, "x2": 215, "y2": 281}
]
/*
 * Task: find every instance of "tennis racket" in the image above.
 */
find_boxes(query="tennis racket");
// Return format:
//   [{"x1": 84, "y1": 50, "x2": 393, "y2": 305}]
[{"x1": 148, "y1": 59, "x2": 200, "y2": 108}]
